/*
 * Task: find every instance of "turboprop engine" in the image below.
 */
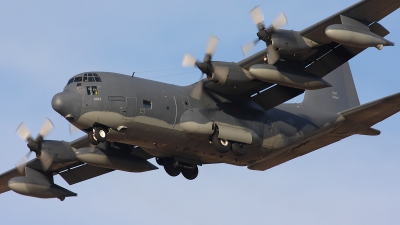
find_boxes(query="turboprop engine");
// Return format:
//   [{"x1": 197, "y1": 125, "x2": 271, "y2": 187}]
[
  {"x1": 325, "y1": 15, "x2": 394, "y2": 49},
  {"x1": 8, "y1": 167, "x2": 77, "y2": 201}
]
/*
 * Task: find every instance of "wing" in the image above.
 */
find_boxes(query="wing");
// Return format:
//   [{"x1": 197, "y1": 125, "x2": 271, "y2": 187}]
[
  {"x1": 238, "y1": 0, "x2": 400, "y2": 77},
  {"x1": 0, "y1": 135, "x2": 156, "y2": 196},
  {"x1": 198, "y1": 0, "x2": 398, "y2": 111},
  {"x1": 248, "y1": 92, "x2": 400, "y2": 171}
]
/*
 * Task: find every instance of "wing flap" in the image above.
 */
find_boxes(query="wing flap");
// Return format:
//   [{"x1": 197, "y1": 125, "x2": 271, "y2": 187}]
[
  {"x1": 59, "y1": 164, "x2": 114, "y2": 185},
  {"x1": 252, "y1": 85, "x2": 304, "y2": 111}
]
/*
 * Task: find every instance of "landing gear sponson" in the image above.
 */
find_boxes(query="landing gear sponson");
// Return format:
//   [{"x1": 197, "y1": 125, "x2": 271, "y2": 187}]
[
  {"x1": 157, "y1": 157, "x2": 199, "y2": 180},
  {"x1": 211, "y1": 131, "x2": 248, "y2": 156}
]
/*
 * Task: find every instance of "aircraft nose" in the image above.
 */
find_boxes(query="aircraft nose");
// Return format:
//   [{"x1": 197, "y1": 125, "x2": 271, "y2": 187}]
[{"x1": 52, "y1": 91, "x2": 82, "y2": 121}]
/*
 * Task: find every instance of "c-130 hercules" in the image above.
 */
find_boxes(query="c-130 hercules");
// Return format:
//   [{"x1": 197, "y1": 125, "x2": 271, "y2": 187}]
[{"x1": 0, "y1": 0, "x2": 399, "y2": 201}]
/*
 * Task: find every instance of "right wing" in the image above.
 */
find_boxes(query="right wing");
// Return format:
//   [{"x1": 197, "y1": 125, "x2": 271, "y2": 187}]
[{"x1": 248, "y1": 92, "x2": 400, "y2": 171}]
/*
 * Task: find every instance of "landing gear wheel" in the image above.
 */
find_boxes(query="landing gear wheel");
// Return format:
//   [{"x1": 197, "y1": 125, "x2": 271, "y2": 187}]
[
  {"x1": 156, "y1": 157, "x2": 164, "y2": 166},
  {"x1": 94, "y1": 127, "x2": 107, "y2": 143},
  {"x1": 182, "y1": 166, "x2": 199, "y2": 180},
  {"x1": 212, "y1": 133, "x2": 231, "y2": 153},
  {"x1": 232, "y1": 143, "x2": 247, "y2": 156},
  {"x1": 163, "y1": 158, "x2": 181, "y2": 177},
  {"x1": 88, "y1": 131, "x2": 99, "y2": 145}
]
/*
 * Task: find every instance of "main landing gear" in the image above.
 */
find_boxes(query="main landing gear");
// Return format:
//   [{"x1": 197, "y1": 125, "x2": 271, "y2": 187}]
[
  {"x1": 88, "y1": 126, "x2": 109, "y2": 145},
  {"x1": 211, "y1": 132, "x2": 247, "y2": 156},
  {"x1": 157, "y1": 157, "x2": 199, "y2": 180}
]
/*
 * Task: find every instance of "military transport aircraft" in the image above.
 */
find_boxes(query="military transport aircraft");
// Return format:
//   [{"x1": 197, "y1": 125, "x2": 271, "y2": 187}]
[{"x1": 1, "y1": 0, "x2": 399, "y2": 201}]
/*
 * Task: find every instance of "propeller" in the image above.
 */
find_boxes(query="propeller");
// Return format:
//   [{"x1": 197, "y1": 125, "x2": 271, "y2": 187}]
[
  {"x1": 182, "y1": 35, "x2": 224, "y2": 99},
  {"x1": 15, "y1": 119, "x2": 54, "y2": 173},
  {"x1": 242, "y1": 6, "x2": 287, "y2": 64},
  {"x1": 69, "y1": 123, "x2": 80, "y2": 135}
]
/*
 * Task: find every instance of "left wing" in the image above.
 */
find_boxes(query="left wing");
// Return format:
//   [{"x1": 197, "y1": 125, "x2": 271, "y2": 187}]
[
  {"x1": 238, "y1": 0, "x2": 400, "y2": 76},
  {"x1": 199, "y1": 0, "x2": 399, "y2": 111}
]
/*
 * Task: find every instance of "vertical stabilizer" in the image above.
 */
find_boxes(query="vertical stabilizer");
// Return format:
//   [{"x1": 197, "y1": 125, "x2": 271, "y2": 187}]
[{"x1": 302, "y1": 62, "x2": 360, "y2": 113}]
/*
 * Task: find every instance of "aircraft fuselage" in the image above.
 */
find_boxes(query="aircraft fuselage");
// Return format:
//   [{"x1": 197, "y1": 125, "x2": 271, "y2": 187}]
[{"x1": 52, "y1": 72, "x2": 340, "y2": 168}]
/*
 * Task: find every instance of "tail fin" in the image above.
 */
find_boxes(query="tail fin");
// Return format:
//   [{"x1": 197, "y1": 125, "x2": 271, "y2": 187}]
[{"x1": 302, "y1": 62, "x2": 360, "y2": 113}]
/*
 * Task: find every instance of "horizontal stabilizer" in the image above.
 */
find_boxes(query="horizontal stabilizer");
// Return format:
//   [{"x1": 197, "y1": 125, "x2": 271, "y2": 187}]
[{"x1": 339, "y1": 92, "x2": 400, "y2": 127}]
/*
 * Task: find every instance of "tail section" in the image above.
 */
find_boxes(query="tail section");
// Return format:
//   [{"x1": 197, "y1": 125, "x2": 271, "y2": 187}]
[{"x1": 302, "y1": 62, "x2": 360, "y2": 113}]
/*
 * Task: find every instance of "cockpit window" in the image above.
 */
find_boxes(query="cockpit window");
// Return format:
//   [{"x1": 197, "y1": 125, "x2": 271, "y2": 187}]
[
  {"x1": 87, "y1": 86, "x2": 98, "y2": 95},
  {"x1": 67, "y1": 78, "x2": 74, "y2": 85},
  {"x1": 67, "y1": 73, "x2": 102, "y2": 86},
  {"x1": 83, "y1": 73, "x2": 102, "y2": 82}
]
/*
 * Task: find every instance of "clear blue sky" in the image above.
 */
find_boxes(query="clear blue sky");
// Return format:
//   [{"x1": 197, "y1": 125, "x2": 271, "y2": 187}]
[{"x1": 0, "y1": 1, "x2": 399, "y2": 224}]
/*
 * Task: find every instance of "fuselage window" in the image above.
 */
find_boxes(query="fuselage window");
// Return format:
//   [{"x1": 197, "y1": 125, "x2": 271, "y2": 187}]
[
  {"x1": 94, "y1": 77, "x2": 101, "y2": 82},
  {"x1": 74, "y1": 77, "x2": 82, "y2": 82},
  {"x1": 88, "y1": 77, "x2": 95, "y2": 82},
  {"x1": 143, "y1": 100, "x2": 152, "y2": 109},
  {"x1": 86, "y1": 86, "x2": 99, "y2": 95}
]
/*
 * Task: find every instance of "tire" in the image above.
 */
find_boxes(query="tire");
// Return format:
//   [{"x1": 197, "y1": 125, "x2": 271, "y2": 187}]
[
  {"x1": 212, "y1": 133, "x2": 231, "y2": 153},
  {"x1": 94, "y1": 127, "x2": 107, "y2": 142},
  {"x1": 182, "y1": 166, "x2": 199, "y2": 180},
  {"x1": 156, "y1": 157, "x2": 164, "y2": 166},
  {"x1": 163, "y1": 158, "x2": 181, "y2": 177},
  {"x1": 88, "y1": 131, "x2": 99, "y2": 145},
  {"x1": 232, "y1": 143, "x2": 247, "y2": 156}
]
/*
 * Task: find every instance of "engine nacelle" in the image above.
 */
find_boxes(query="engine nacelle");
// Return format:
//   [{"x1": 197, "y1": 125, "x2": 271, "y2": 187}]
[
  {"x1": 249, "y1": 64, "x2": 331, "y2": 90},
  {"x1": 325, "y1": 15, "x2": 394, "y2": 49},
  {"x1": 37, "y1": 140, "x2": 77, "y2": 169},
  {"x1": 207, "y1": 61, "x2": 253, "y2": 85},
  {"x1": 8, "y1": 167, "x2": 76, "y2": 201},
  {"x1": 271, "y1": 30, "x2": 319, "y2": 54}
]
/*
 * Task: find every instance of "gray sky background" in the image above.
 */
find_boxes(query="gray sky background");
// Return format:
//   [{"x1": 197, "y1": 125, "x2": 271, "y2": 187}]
[{"x1": 0, "y1": 1, "x2": 399, "y2": 224}]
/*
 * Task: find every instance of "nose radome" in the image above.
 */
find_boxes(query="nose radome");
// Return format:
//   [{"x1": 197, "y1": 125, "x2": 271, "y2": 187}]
[{"x1": 52, "y1": 91, "x2": 82, "y2": 121}]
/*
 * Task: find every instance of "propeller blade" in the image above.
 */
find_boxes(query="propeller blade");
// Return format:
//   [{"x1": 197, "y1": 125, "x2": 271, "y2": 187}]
[
  {"x1": 69, "y1": 123, "x2": 80, "y2": 135},
  {"x1": 16, "y1": 151, "x2": 32, "y2": 174},
  {"x1": 271, "y1": 12, "x2": 287, "y2": 29},
  {"x1": 16, "y1": 123, "x2": 31, "y2": 141},
  {"x1": 267, "y1": 44, "x2": 280, "y2": 64},
  {"x1": 250, "y1": 6, "x2": 264, "y2": 29},
  {"x1": 191, "y1": 74, "x2": 205, "y2": 99},
  {"x1": 38, "y1": 118, "x2": 54, "y2": 138},
  {"x1": 39, "y1": 150, "x2": 53, "y2": 171},
  {"x1": 182, "y1": 53, "x2": 198, "y2": 67},
  {"x1": 205, "y1": 36, "x2": 219, "y2": 57},
  {"x1": 242, "y1": 39, "x2": 260, "y2": 56}
]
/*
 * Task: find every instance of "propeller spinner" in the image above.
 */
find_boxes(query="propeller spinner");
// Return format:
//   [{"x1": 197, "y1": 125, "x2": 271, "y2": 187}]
[
  {"x1": 15, "y1": 119, "x2": 54, "y2": 173},
  {"x1": 242, "y1": 6, "x2": 287, "y2": 64},
  {"x1": 182, "y1": 36, "x2": 219, "y2": 99}
]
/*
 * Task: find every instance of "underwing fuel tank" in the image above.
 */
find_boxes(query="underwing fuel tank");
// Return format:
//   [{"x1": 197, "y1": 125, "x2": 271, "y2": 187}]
[
  {"x1": 75, "y1": 147, "x2": 158, "y2": 172},
  {"x1": 8, "y1": 167, "x2": 76, "y2": 201},
  {"x1": 249, "y1": 64, "x2": 331, "y2": 90},
  {"x1": 325, "y1": 15, "x2": 394, "y2": 49}
]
